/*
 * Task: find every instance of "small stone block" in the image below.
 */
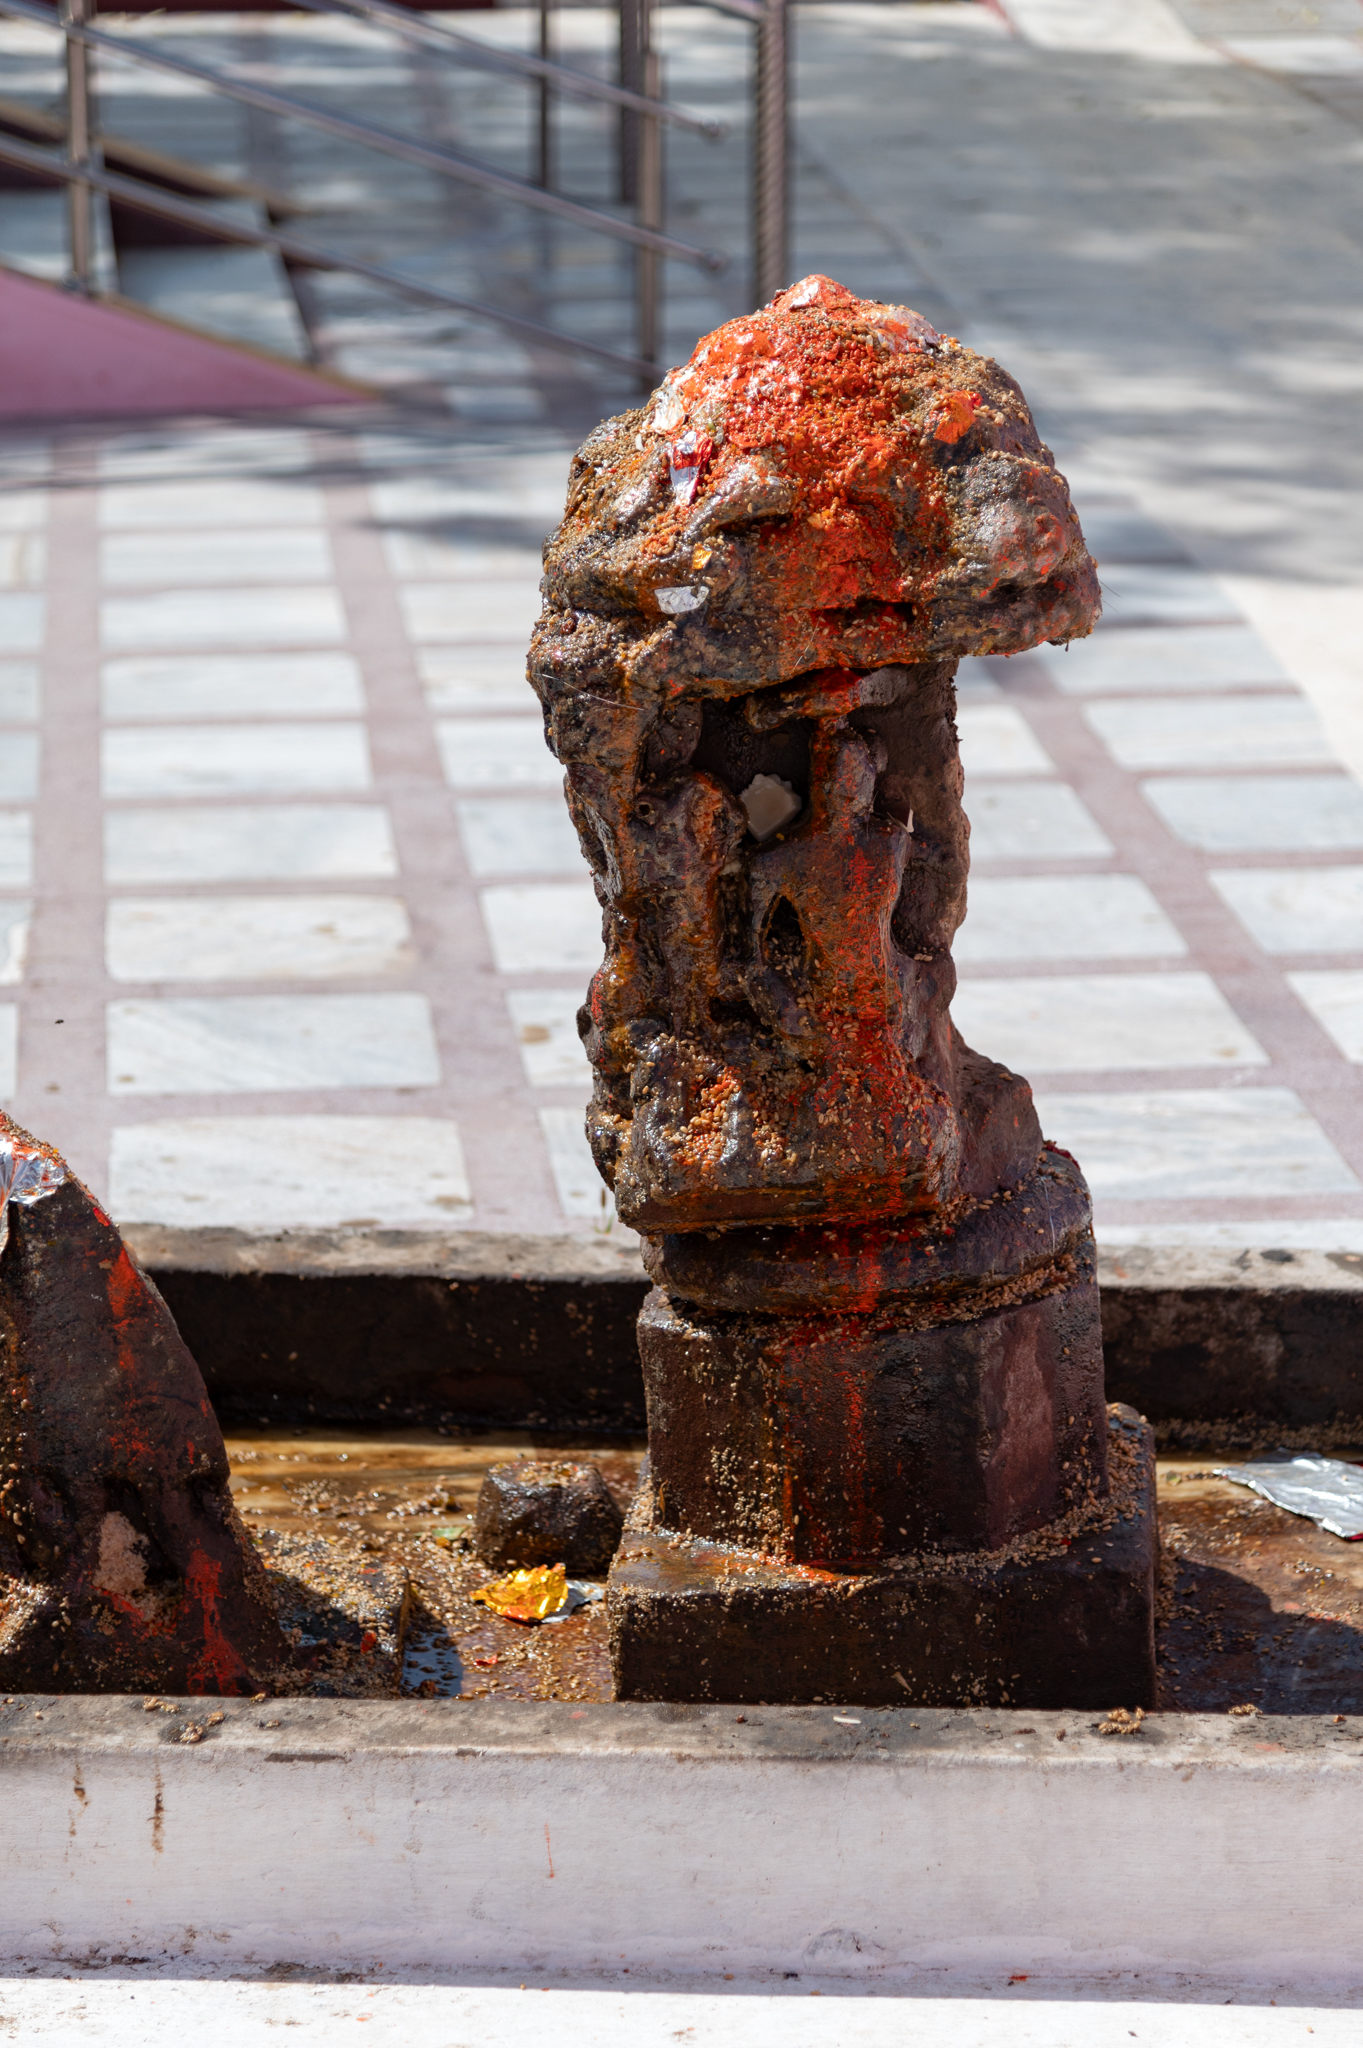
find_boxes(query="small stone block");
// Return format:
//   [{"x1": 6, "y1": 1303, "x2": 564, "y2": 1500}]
[
  {"x1": 608, "y1": 1410, "x2": 1157, "y2": 1711},
  {"x1": 473, "y1": 1461, "x2": 624, "y2": 1574}
]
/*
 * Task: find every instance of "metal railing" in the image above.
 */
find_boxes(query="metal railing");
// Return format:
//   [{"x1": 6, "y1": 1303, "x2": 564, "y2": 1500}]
[{"x1": 0, "y1": 0, "x2": 791, "y2": 384}]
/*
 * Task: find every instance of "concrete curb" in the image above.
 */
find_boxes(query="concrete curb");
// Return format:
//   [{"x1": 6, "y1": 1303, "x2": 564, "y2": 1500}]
[
  {"x1": 125, "y1": 1227, "x2": 1363, "y2": 1439},
  {"x1": 0, "y1": 1695, "x2": 1359, "y2": 1980}
]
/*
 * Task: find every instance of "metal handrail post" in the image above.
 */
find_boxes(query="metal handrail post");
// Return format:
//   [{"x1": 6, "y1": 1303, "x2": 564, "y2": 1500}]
[
  {"x1": 752, "y1": 0, "x2": 790, "y2": 306},
  {"x1": 536, "y1": 0, "x2": 554, "y2": 190},
  {"x1": 61, "y1": 0, "x2": 95, "y2": 291},
  {"x1": 619, "y1": 0, "x2": 650, "y2": 202},
  {"x1": 636, "y1": 46, "x2": 663, "y2": 385}
]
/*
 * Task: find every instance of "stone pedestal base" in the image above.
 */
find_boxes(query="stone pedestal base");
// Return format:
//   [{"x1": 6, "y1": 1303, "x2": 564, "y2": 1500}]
[{"x1": 608, "y1": 1407, "x2": 1157, "y2": 1710}]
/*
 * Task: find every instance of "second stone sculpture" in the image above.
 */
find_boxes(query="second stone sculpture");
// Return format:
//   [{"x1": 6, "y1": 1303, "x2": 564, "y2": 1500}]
[{"x1": 530, "y1": 276, "x2": 1156, "y2": 1707}]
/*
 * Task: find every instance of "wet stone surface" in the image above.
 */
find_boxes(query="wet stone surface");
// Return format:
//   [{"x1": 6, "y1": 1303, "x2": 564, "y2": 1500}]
[
  {"x1": 224, "y1": 1433, "x2": 1363, "y2": 1711},
  {"x1": 472, "y1": 1459, "x2": 624, "y2": 1574}
]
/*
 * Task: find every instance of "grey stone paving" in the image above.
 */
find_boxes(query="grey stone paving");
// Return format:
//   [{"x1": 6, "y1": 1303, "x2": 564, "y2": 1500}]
[{"x1": 0, "y1": 1, "x2": 1361, "y2": 1252}]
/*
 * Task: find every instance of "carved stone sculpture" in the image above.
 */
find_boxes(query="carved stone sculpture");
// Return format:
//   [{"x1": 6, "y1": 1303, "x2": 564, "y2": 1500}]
[
  {"x1": 531, "y1": 277, "x2": 1156, "y2": 1706},
  {"x1": 0, "y1": 1114, "x2": 290, "y2": 1693}
]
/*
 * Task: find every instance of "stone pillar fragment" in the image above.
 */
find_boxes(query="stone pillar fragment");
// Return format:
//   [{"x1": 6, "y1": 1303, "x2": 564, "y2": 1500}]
[
  {"x1": 531, "y1": 277, "x2": 1156, "y2": 1707},
  {"x1": 0, "y1": 1115, "x2": 290, "y2": 1694}
]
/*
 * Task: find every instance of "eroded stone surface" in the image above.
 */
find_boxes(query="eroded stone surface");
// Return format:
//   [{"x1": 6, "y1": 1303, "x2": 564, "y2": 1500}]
[
  {"x1": 473, "y1": 1460, "x2": 624, "y2": 1574},
  {"x1": 0, "y1": 1113, "x2": 291, "y2": 1694}
]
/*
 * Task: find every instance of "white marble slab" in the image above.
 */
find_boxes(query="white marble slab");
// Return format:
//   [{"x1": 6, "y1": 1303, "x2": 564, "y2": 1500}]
[
  {"x1": 0, "y1": 533, "x2": 45, "y2": 590},
  {"x1": 102, "y1": 652, "x2": 365, "y2": 723},
  {"x1": 104, "y1": 805, "x2": 399, "y2": 885},
  {"x1": 0, "y1": 661, "x2": 38, "y2": 723},
  {"x1": 101, "y1": 587, "x2": 346, "y2": 652},
  {"x1": 505, "y1": 988, "x2": 592, "y2": 1088},
  {"x1": 437, "y1": 718, "x2": 563, "y2": 790},
  {"x1": 99, "y1": 428, "x2": 315, "y2": 482},
  {"x1": 106, "y1": 895, "x2": 415, "y2": 984},
  {"x1": 1034, "y1": 626, "x2": 1287, "y2": 696},
  {"x1": 955, "y1": 875, "x2": 1186, "y2": 962},
  {"x1": 1287, "y1": 971, "x2": 1363, "y2": 1062},
  {"x1": 479, "y1": 882, "x2": 602, "y2": 974},
  {"x1": 106, "y1": 992, "x2": 441, "y2": 1093},
  {"x1": 419, "y1": 649, "x2": 535, "y2": 714},
  {"x1": 0, "y1": 1003, "x2": 14, "y2": 1098},
  {"x1": 382, "y1": 532, "x2": 544, "y2": 582},
  {"x1": 953, "y1": 971, "x2": 1266, "y2": 1072},
  {"x1": 400, "y1": 583, "x2": 543, "y2": 646},
  {"x1": 1033, "y1": 1086, "x2": 1359, "y2": 1199},
  {"x1": 956, "y1": 704, "x2": 1056, "y2": 776},
  {"x1": 447, "y1": 385, "x2": 547, "y2": 424},
  {"x1": 1079, "y1": 507, "x2": 1189, "y2": 561},
  {"x1": 99, "y1": 477, "x2": 326, "y2": 530},
  {"x1": 0, "y1": 813, "x2": 32, "y2": 891},
  {"x1": 456, "y1": 796, "x2": 585, "y2": 878},
  {"x1": 1211, "y1": 866, "x2": 1363, "y2": 958},
  {"x1": 0, "y1": 593, "x2": 43, "y2": 655},
  {"x1": 952, "y1": 657, "x2": 1003, "y2": 702},
  {"x1": 0, "y1": 901, "x2": 30, "y2": 985},
  {"x1": 1100, "y1": 1218, "x2": 1363, "y2": 1253},
  {"x1": 1143, "y1": 774, "x2": 1363, "y2": 852},
  {"x1": 100, "y1": 528, "x2": 333, "y2": 589},
  {"x1": 109, "y1": 1113, "x2": 471, "y2": 1229},
  {"x1": 0, "y1": 488, "x2": 47, "y2": 532},
  {"x1": 1096, "y1": 564, "x2": 1240, "y2": 628},
  {"x1": 964, "y1": 782, "x2": 1115, "y2": 861},
  {"x1": 1084, "y1": 695, "x2": 1334, "y2": 770},
  {"x1": 0, "y1": 733, "x2": 37, "y2": 803},
  {"x1": 537, "y1": 1104, "x2": 622, "y2": 1227},
  {"x1": 367, "y1": 457, "x2": 569, "y2": 527},
  {"x1": 102, "y1": 724, "x2": 372, "y2": 799}
]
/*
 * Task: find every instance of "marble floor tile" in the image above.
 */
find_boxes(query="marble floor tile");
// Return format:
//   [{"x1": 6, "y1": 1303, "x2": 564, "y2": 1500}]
[
  {"x1": 98, "y1": 428, "x2": 315, "y2": 482},
  {"x1": 953, "y1": 971, "x2": 1266, "y2": 1072},
  {"x1": 505, "y1": 988, "x2": 593, "y2": 1087},
  {"x1": 1079, "y1": 507, "x2": 1190, "y2": 562},
  {"x1": 1034, "y1": 625, "x2": 1287, "y2": 696},
  {"x1": 1085, "y1": 695, "x2": 1334, "y2": 771},
  {"x1": 382, "y1": 531, "x2": 544, "y2": 582},
  {"x1": 1032, "y1": 1086, "x2": 1359, "y2": 1200},
  {"x1": 102, "y1": 724, "x2": 372, "y2": 799},
  {"x1": 400, "y1": 582, "x2": 544, "y2": 646},
  {"x1": 99, "y1": 528, "x2": 333, "y2": 589},
  {"x1": 1209, "y1": 866, "x2": 1363, "y2": 955},
  {"x1": 952, "y1": 657, "x2": 1003, "y2": 701},
  {"x1": 0, "y1": 1004, "x2": 14, "y2": 1099},
  {"x1": 0, "y1": 902, "x2": 29, "y2": 985},
  {"x1": 0, "y1": 661, "x2": 38, "y2": 723},
  {"x1": 479, "y1": 881, "x2": 602, "y2": 974},
  {"x1": 537, "y1": 1104, "x2": 622, "y2": 1227},
  {"x1": 437, "y1": 718, "x2": 563, "y2": 790},
  {"x1": 0, "y1": 488, "x2": 47, "y2": 532},
  {"x1": 446, "y1": 385, "x2": 547, "y2": 424},
  {"x1": 964, "y1": 781, "x2": 1115, "y2": 861},
  {"x1": 0, "y1": 734, "x2": 37, "y2": 803},
  {"x1": 0, "y1": 594, "x2": 43, "y2": 655},
  {"x1": 104, "y1": 805, "x2": 399, "y2": 885},
  {"x1": 106, "y1": 992, "x2": 441, "y2": 1093},
  {"x1": 99, "y1": 477, "x2": 326, "y2": 530},
  {"x1": 0, "y1": 813, "x2": 32, "y2": 891},
  {"x1": 419, "y1": 649, "x2": 537, "y2": 714},
  {"x1": 102, "y1": 652, "x2": 364, "y2": 723},
  {"x1": 109, "y1": 1113, "x2": 471, "y2": 1229},
  {"x1": 1143, "y1": 774, "x2": 1363, "y2": 853},
  {"x1": 368, "y1": 463, "x2": 570, "y2": 529},
  {"x1": 955, "y1": 874, "x2": 1186, "y2": 963},
  {"x1": 106, "y1": 894, "x2": 415, "y2": 984},
  {"x1": 956, "y1": 704, "x2": 1056, "y2": 776},
  {"x1": 1099, "y1": 1219, "x2": 1363, "y2": 1253},
  {"x1": 101, "y1": 587, "x2": 346, "y2": 652},
  {"x1": 0, "y1": 533, "x2": 45, "y2": 590},
  {"x1": 1287, "y1": 971, "x2": 1363, "y2": 1062},
  {"x1": 1095, "y1": 564, "x2": 1240, "y2": 628},
  {"x1": 455, "y1": 795, "x2": 586, "y2": 878}
]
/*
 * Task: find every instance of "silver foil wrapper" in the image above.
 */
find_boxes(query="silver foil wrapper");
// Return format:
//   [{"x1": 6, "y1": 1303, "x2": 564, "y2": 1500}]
[
  {"x1": 1215, "y1": 1453, "x2": 1363, "y2": 1541},
  {"x1": 0, "y1": 1134, "x2": 66, "y2": 1255}
]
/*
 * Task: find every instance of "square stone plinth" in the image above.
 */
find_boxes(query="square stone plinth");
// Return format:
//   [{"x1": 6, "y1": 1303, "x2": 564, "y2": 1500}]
[{"x1": 609, "y1": 1410, "x2": 1157, "y2": 1711}]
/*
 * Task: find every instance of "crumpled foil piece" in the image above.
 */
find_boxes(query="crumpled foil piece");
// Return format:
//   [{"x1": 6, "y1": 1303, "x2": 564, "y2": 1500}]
[
  {"x1": 1215, "y1": 1454, "x2": 1363, "y2": 1540},
  {"x1": 470, "y1": 1563, "x2": 604, "y2": 1624},
  {"x1": 0, "y1": 1134, "x2": 65, "y2": 1255}
]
